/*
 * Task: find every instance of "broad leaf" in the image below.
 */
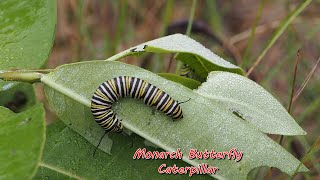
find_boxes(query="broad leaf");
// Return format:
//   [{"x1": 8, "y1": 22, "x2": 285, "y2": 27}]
[
  {"x1": 196, "y1": 72, "x2": 306, "y2": 135},
  {"x1": 0, "y1": 0, "x2": 56, "y2": 90},
  {"x1": 0, "y1": 83, "x2": 36, "y2": 112},
  {"x1": 0, "y1": 104, "x2": 45, "y2": 179},
  {"x1": 105, "y1": 34, "x2": 244, "y2": 77},
  {"x1": 34, "y1": 121, "x2": 211, "y2": 179},
  {"x1": 158, "y1": 73, "x2": 201, "y2": 89},
  {"x1": 41, "y1": 61, "x2": 307, "y2": 179}
]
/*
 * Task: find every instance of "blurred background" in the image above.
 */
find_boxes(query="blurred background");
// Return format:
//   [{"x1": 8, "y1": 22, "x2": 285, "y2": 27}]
[{"x1": 44, "y1": 0, "x2": 319, "y2": 179}]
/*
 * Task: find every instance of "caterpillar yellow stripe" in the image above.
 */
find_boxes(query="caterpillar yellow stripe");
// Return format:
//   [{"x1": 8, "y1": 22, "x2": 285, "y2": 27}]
[
  {"x1": 180, "y1": 64, "x2": 204, "y2": 82},
  {"x1": 91, "y1": 76, "x2": 184, "y2": 133}
]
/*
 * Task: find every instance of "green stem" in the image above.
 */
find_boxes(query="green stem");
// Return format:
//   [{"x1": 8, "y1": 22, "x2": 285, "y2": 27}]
[
  {"x1": 78, "y1": 0, "x2": 94, "y2": 60},
  {"x1": 176, "y1": 0, "x2": 197, "y2": 73},
  {"x1": 0, "y1": 71, "x2": 43, "y2": 83},
  {"x1": 154, "y1": 0, "x2": 174, "y2": 73},
  {"x1": 160, "y1": 0, "x2": 173, "y2": 36},
  {"x1": 206, "y1": 1, "x2": 222, "y2": 34},
  {"x1": 291, "y1": 137, "x2": 320, "y2": 179},
  {"x1": 185, "y1": 0, "x2": 197, "y2": 36},
  {"x1": 246, "y1": 0, "x2": 313, "y2": 76},
  {"x1": 111, "y1": 0, "x2": 127, "y2": 56},
  {"x1": 241, "y1": 0, "x2": 265, "y2": 68}
]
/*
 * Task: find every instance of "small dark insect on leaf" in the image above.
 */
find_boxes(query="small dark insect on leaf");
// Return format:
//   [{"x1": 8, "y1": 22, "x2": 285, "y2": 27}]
[
  {"x1": 229, "y1": 108, "x2": 245, "y2": 120},
  {"x1": 233, "y1": 112, "x2": 244, "y2": 120}
]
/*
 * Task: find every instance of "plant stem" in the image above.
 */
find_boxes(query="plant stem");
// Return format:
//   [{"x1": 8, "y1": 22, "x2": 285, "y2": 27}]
[
  {"x1": 291, "y1": 137, "x2": 320, "y2": 179},
  {"x1": 155, "y1": 0, "x2": 174, "y2": 73},
  {"x1": 160, "y1": 0, "x2": 173, "y2": 36},
  {"x1": 293, "y1": 56, "x2": 320, "y2": 102},
  {"x1": 246, "y1": 0, "x2": 313, "y2": 76},
  {"x1": 111, "y1": 0, "x2": 127, "y2": 56},
  {"x1": 0, "y1": 71, "x2": 43, "y2": 83},
  {"x1": 287, "y1": 50, "x2": 301, "y2": 115},
  {"x1": 185, "y1": 0, "x2": 197, "y2": 36},
  {"x1": 176, "y1": 0, "x2": 197, "y2": 73},
  {"x1": 241, "y1": 0, "x2": 265, "y2": 69}
]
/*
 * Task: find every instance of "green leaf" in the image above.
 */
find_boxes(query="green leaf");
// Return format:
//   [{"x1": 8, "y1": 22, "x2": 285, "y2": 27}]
[
  {"x1": 0, "y1": 83, "x2": 36, "y2": 112},
  {"x1": 196, "y1": 72, "x2": 306, "y2": 135},
  {"x1": 158, "y1": 73, "x2": 201, "y2": 89},
  {"x1": 0, "y1": 104, "x2": 46, "y2": 180},
  {"x1": 105, "y1": 34, "x2": 244, "y2": 76},
  {"x1": 41, "y1": 61, "x2": 307, "y2": 179},
  {"x1": 175, "y1": 53, "x2": 241, "y2": 79},
  {"x1": 0, "y1": 0, "x2": 57, "y2": 90},
  {"x1": 34, "y1": 121, "x2": 211, "y2": 179},
  {"x1": 35, "y1": 166, "x2": 77, "y2": 180}
]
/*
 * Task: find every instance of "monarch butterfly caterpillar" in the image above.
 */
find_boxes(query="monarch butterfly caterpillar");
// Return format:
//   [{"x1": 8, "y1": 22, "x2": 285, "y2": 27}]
[
  {"x1": 91, "y1": 76, "x2": 184, "y2": 134},
  {"x1": 180, "y1": 64, "x2": 204, "y2": 82}
]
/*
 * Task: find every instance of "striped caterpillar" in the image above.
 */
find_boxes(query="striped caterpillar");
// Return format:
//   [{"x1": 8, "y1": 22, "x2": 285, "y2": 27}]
[{"x1": 91, "y1": 76, "x2": 184, "y2": 133}]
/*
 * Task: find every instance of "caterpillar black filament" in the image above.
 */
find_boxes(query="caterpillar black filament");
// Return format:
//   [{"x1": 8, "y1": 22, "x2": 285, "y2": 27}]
[{"x1": 91, "y1": 76, "x2": 184, "y2": 133}]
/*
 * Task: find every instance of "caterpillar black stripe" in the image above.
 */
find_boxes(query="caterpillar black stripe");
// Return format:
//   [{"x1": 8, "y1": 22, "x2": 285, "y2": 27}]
[
  {"x1": 91, "y1": 76, "x2": 184, "y2": 133},
  {"x1": 180, "y1": 64, "x2": 204, "y2": 82}
]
